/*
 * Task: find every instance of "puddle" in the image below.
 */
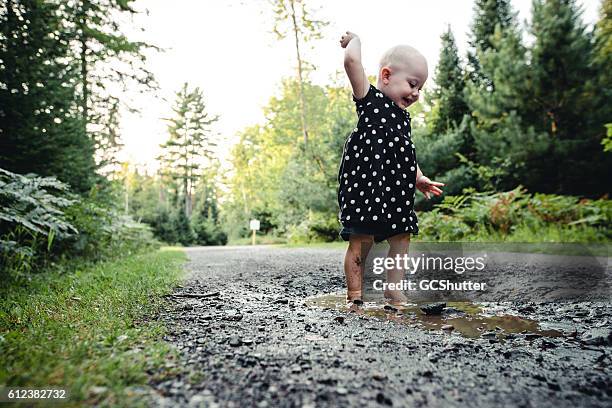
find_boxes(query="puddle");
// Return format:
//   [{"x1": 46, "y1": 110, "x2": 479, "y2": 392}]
[{"x1": 306, "y1": 292, "x2": 563, "y2": 339}]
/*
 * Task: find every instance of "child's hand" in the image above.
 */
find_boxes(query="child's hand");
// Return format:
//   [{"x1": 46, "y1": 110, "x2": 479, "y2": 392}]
[
  {"x1": 340, "y1": 31, "x2": 358, "y2": 48},
  {"x1": 416, "y1": 175, "x2": 445, "y2": 200}
]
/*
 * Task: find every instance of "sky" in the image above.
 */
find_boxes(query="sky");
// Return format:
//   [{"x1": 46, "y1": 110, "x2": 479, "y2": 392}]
[{"x1": 117, "y1": 0, "x2": 601, "y2": 174}]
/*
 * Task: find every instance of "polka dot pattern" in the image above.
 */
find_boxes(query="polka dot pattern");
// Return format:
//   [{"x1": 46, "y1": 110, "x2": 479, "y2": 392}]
[{"x1": 337, "y1": 84, "x2": 419, "y2": 240}]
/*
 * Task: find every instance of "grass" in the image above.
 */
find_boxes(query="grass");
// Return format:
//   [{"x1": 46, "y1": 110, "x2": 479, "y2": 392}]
[{"x1": 0, "y1": 247, "x2": 187, "y2": 407}]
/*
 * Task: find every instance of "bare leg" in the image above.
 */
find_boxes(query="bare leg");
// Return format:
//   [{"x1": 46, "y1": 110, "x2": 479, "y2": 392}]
[
  {"x1": 344, "y1": 234, "x2": 374, "y2": 302},
  {"x1": 384, "y1": 233, "x2": 411, "y2": 304}
]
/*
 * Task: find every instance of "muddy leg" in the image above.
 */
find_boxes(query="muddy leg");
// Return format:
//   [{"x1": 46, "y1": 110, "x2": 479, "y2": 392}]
[
  {"x1": 344, "y1": 234, "x2": 374, "y2": 302},
  {"x1": 384, "y1": 233, "x2": 411, "y2": 304}
]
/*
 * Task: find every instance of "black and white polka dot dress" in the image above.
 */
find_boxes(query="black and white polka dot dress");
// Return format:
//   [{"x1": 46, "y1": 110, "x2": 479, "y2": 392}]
[{"x1": 337, "y1": 84, "x2": 419, "y2": 242}]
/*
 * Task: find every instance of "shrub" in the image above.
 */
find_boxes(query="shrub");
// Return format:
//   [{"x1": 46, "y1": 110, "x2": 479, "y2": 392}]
[
  {"x1": 60, "y1": 198, "x2": 159, "y2": 261},
  {"x1": 418, "y1": 186, "x2": 611, "y2": 242},
  {"x1": 0, "y1": 168, "x2": 159, "y2": 277},
  {"x1": 192, "y1": 216, "x2": 228, "y2": 246},
  {"x1": 172, "y1": 207, "x2": 196, "y2": 246},
  {"x1": 287, "y1": 211, "x2": 339, "y2": 244},
  {"x1": 0, "y1": 169, "x2": 77, "y2": 274}
]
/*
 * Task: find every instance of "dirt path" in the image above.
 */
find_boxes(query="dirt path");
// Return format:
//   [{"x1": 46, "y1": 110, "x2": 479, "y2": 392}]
[{"x1": 149, "y1": 245, "x2": 611, "y2": 407}]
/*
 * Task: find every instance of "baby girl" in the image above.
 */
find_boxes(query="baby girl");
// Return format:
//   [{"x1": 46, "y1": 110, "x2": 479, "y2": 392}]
[{"x1": 337, "y1": 31, "x2": 444, "y2": 306}]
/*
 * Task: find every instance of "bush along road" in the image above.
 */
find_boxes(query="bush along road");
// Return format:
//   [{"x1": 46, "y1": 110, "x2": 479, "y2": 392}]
[{"x1": 147, "y1": 245, "x2": 611, "y2": 408}]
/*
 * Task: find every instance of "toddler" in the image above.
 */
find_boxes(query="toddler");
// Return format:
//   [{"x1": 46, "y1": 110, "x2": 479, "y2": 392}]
[{"x1": 337, "y1": 31, "x2": 444, "y2": 306}]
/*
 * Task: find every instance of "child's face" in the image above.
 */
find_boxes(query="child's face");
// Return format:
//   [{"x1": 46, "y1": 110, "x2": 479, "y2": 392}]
[{"x1": 379, "y1": 57, "x2": 428, "y2": 109}]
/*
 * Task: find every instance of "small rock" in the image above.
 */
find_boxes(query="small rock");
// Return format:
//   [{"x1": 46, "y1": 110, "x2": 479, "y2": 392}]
[
  {"x1": 441, "y1": 324, "x2": 454, "y2": 331},
  {"x1": 229, "y1": 336, "x2": 242, "y2": 347},
  {"x1": 420, "y1": 302, "x2": 446, "y2": 315},
  {"x1": 376, "y1": 392, "x2": 393, "y2": 405},
  {"x1": 188, "y1": 393, "x2": 216, "y2": 408},
  {"x1": 384, "y1": 305, "x2": 398, "y2": 312},
  {"x1": 581, "y1": 327, "x2": 612, "y2": 346},
  {"x1": 334, "y1": 316, "x2": 345, "y2": 324},
  {"x1": 336, "y1": 387, "x2": 348, "y2": 395}
]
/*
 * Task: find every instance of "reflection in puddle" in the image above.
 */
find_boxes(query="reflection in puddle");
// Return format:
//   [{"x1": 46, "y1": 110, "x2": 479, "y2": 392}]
[{"x1": 306, "y1": 292, "x2": 563, "y2": 339}]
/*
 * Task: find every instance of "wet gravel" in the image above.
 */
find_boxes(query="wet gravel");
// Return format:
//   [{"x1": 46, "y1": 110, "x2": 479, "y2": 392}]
[{"x1": 145, "y1": 245, "x2": 611, "y2": 407}]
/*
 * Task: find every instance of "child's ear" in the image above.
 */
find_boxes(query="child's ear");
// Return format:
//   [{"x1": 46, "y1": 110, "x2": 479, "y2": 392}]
[{"x1": 380, "y1": 67, "x2": 392, "y2": 84}]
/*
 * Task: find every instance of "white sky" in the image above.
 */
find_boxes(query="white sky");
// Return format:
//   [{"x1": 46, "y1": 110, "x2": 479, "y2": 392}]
[{"x1": 117, "y1": 0, "x2": 601, "y2": 174}]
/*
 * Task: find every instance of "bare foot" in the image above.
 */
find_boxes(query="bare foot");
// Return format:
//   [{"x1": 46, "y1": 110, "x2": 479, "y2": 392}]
[
  {"x1": 348, "y1": 301, "x2": 365, "y2": 314},
  {"x1": 384, "y1": 290, "x2": 409, "y2": 305}
]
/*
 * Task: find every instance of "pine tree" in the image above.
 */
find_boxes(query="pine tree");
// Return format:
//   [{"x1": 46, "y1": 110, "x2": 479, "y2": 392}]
[
  {"x1": 191, "y1": 164, "x2": 228, "y2": 246},
  {"x1": 62, "y1": 0, "x2": 158, "y2": 172},
  {"x1": 526, "y1": 0, "x2": 610, "y2": 195},
  {"x1": 593, "y1": 0, "x2": 612, "y2": 154},
  {"x1": 466, "y1": 0, "x2": 516, "y2": 89},
  {"x1": 466, "y1": 24, "x2": 529, "y2": 128},
  {"x1": 414, "y1": 26, "x2": 474, "y2": 202},
  {"x1": 172, "y1": 203, "x2": 196, "y2": 245},
  {"x1": 429, "y1": 26, "x2": 470, "y2": 135},
  {"x1": 593, "y1": 0, "x2": 611, "y2": 94},
  {"x1": 0, "y1": 0, "x2": 96, "y2": 193},
  {"x1": 271, "y1": 0, "x2": 328, "y2": 145},
  {"x1": 465, "y1": 20, "x2": 551, "y2": 192},
  {"x1": 158, "y1": 83, "x2": 219, "y2": 217}
]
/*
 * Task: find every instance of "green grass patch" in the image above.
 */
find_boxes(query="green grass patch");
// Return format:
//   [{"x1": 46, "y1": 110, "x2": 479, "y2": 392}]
[{"x1": 0, "y1": 247, "x2": 187, "y2": 407}]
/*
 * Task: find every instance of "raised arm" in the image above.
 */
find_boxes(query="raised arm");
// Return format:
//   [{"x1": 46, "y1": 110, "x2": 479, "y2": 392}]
[{"x1": 340, "y1": 31, "x2": 370, "y2": 100}]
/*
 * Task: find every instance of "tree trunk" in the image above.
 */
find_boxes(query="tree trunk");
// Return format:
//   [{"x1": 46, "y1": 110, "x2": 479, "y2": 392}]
[
  {"x1": 289, "y1": 0, "x2": 308, "y2": 145},
  {"x1": 184, "y1": 177, "x2": 191, "y2": 217},
  {"x1": 79, "y1": 1, "x2": 89, "y2": 128}
]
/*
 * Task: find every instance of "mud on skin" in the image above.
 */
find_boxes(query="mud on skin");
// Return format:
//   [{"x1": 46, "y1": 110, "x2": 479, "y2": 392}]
[{"x1": 144, "y1": 246, "x2": 611, "y2": 407}]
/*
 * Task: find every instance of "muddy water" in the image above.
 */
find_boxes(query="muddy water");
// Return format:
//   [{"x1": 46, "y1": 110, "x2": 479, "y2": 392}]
[{"x1": 306, "y1": 292, "x2": 563, "y2": 339}]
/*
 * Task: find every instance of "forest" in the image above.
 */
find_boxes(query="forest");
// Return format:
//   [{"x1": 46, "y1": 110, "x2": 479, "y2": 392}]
[
  {"x1": 1, "y1": 0, "x2": 611, "y2": 274},
  {"x1": 0, "y1": 0, "x2": 610, "y2": 403}
]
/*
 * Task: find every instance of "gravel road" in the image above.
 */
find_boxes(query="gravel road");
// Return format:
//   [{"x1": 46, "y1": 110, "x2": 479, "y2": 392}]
[{"x1": 148, "y1": 245, "x2": 611, "y2": 408}]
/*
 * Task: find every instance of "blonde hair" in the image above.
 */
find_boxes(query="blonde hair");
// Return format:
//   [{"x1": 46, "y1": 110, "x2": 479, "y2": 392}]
[{"x1": 379, "y1": 45, "x2": 425, "y2": 71}]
